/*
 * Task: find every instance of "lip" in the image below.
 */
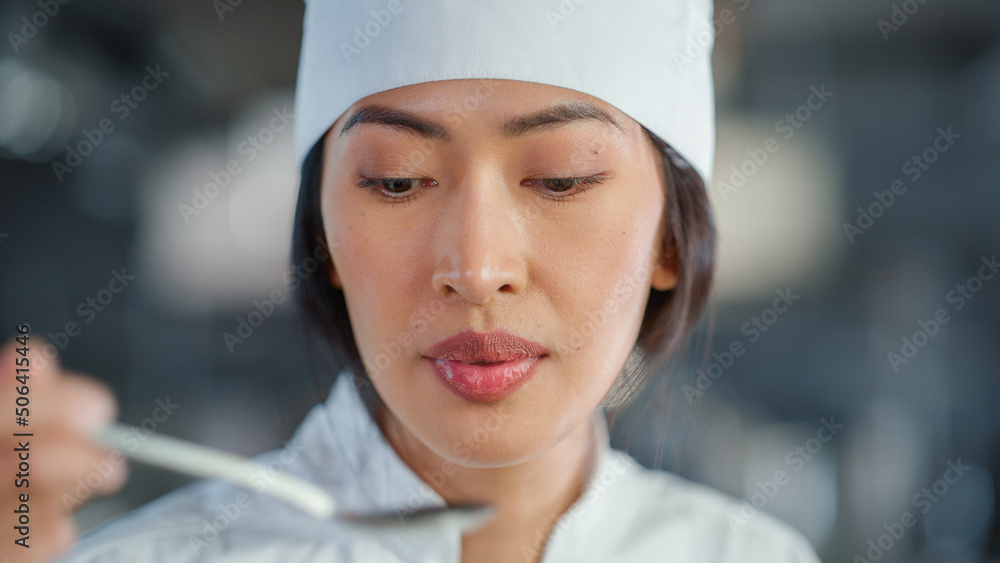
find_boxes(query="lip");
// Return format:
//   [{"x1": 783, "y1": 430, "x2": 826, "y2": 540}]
[{"x1": 424, "y1": 329, "x2": 548, "y2": 403}]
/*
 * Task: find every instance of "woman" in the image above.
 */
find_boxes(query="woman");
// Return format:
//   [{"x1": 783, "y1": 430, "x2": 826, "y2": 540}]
[{"x1": 2, "y1": 1, "x2": 822, "y2": 561}]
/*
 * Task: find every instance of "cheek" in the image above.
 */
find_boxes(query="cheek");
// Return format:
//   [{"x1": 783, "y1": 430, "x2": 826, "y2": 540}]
[
  {"x1": 536, "y1": 186, "x2": 665, "y2": 396},
  {"x1": 323, "y1": 193, "x2": 428, "y2": 368}
]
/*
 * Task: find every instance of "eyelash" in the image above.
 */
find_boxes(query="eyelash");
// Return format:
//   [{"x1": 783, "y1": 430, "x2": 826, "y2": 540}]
[
  {"x1": 356, "y1": 174, "x2": 607, "y2": 207},
  {"x1": 356, "y1": 177, "x2": 432, "y2": 207}
]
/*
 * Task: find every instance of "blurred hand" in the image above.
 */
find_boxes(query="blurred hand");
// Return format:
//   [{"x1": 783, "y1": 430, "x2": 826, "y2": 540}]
[{"x1": 0, "y1": 336, "x2": 127, "y2": 563}]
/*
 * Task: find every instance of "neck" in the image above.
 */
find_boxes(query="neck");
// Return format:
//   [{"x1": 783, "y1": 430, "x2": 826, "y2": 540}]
[{"x1": 379, "y1": 407, "x2": 600, "y2": 558}]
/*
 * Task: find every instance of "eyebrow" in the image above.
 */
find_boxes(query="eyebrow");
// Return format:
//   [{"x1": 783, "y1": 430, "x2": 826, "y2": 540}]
[{"x1": 338, "y1": 100, "x2": 624, "y2": 142}]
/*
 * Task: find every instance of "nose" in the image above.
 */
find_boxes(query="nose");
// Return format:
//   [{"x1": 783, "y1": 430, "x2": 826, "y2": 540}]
[{"x1": 431, "y1": 171, "x2": 528, "y2": 305}]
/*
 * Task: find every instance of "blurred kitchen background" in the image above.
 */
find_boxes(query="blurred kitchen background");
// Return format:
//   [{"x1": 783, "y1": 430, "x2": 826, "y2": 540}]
[{"x1": 1, "y1": 0, "x2": 998, "y2": 561}]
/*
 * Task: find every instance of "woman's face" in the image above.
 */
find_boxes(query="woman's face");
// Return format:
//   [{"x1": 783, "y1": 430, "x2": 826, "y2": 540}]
[{"x1": 320, "y1": 79, "x2": 678, "y2": 467}]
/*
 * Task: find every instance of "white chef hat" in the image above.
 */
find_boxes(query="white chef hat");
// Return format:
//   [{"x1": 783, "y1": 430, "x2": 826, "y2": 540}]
[{"x1": 293, "y1": 0, "x2": 716, "y2": 185}]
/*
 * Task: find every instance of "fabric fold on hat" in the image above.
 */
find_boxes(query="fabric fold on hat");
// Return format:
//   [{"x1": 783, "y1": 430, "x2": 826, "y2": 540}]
[{"x1": 294, "y1": 0, "x2": 716, "y2": 184}]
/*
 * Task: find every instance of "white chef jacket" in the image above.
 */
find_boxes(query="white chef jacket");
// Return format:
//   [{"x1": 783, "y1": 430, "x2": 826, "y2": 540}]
[{"x1": 55, "y1": 371, "x2": 822, "y2": 562}]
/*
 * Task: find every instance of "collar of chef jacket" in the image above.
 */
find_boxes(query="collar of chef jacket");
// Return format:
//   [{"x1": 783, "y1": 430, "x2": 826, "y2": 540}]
[{"x1": 59, "y1": 368, "x2": 821, "y2": 563}]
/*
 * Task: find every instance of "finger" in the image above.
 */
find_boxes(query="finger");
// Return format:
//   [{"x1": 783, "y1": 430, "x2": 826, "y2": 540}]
[
  {"x1": 12, "y1": 490, "x2": 81, "y2": 559},
  {"x1": 35, "y1": 372, "x2": 118, "y2": 438},
  {"x1": 31, "y1": 428, "x2": 129, "y2": 499}
]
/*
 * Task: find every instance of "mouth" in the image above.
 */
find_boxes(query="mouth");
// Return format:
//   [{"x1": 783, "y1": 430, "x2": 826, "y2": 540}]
[
  {"x1": 423, "y1": 329, "x2": 549, "y2": 403},
  {"x1": 424, "y1": 356, "x2": 544, "y2": 403}
]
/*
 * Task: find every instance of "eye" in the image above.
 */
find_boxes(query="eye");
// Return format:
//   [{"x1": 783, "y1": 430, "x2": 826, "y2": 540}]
[
  {"x1": 356, "y1": 177, "x2": 437, "y2": 206},
  {"x1": 522, "y1": 174, "x2": 608, "y2": 203},
  {"x1": 356, "y1": 173, "x2": 608, "y2": 207}
]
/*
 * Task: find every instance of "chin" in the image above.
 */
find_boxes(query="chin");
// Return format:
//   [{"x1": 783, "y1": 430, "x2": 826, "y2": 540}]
[
  {"x1": 410, "y1": 396, "x2": 567, "y2": 469},
  {"x1": 429, "y1": 424, "x2": 556, "y2": 468}
]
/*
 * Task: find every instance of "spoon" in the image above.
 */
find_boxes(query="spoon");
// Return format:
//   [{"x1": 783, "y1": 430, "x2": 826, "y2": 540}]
[{"x1": 93, "y1": 422, "x2": 495, "y2": 533}]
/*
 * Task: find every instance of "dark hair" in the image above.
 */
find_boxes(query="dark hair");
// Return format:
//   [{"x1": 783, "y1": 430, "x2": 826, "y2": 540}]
[{"x1": 291, "y1": 126, "x2": 715, "y2": 419}]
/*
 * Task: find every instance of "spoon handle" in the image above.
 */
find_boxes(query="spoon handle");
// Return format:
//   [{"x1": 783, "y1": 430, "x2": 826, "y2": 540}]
[{"x1": 93, "y1": 422, "x2": 336, "y2": 520}]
